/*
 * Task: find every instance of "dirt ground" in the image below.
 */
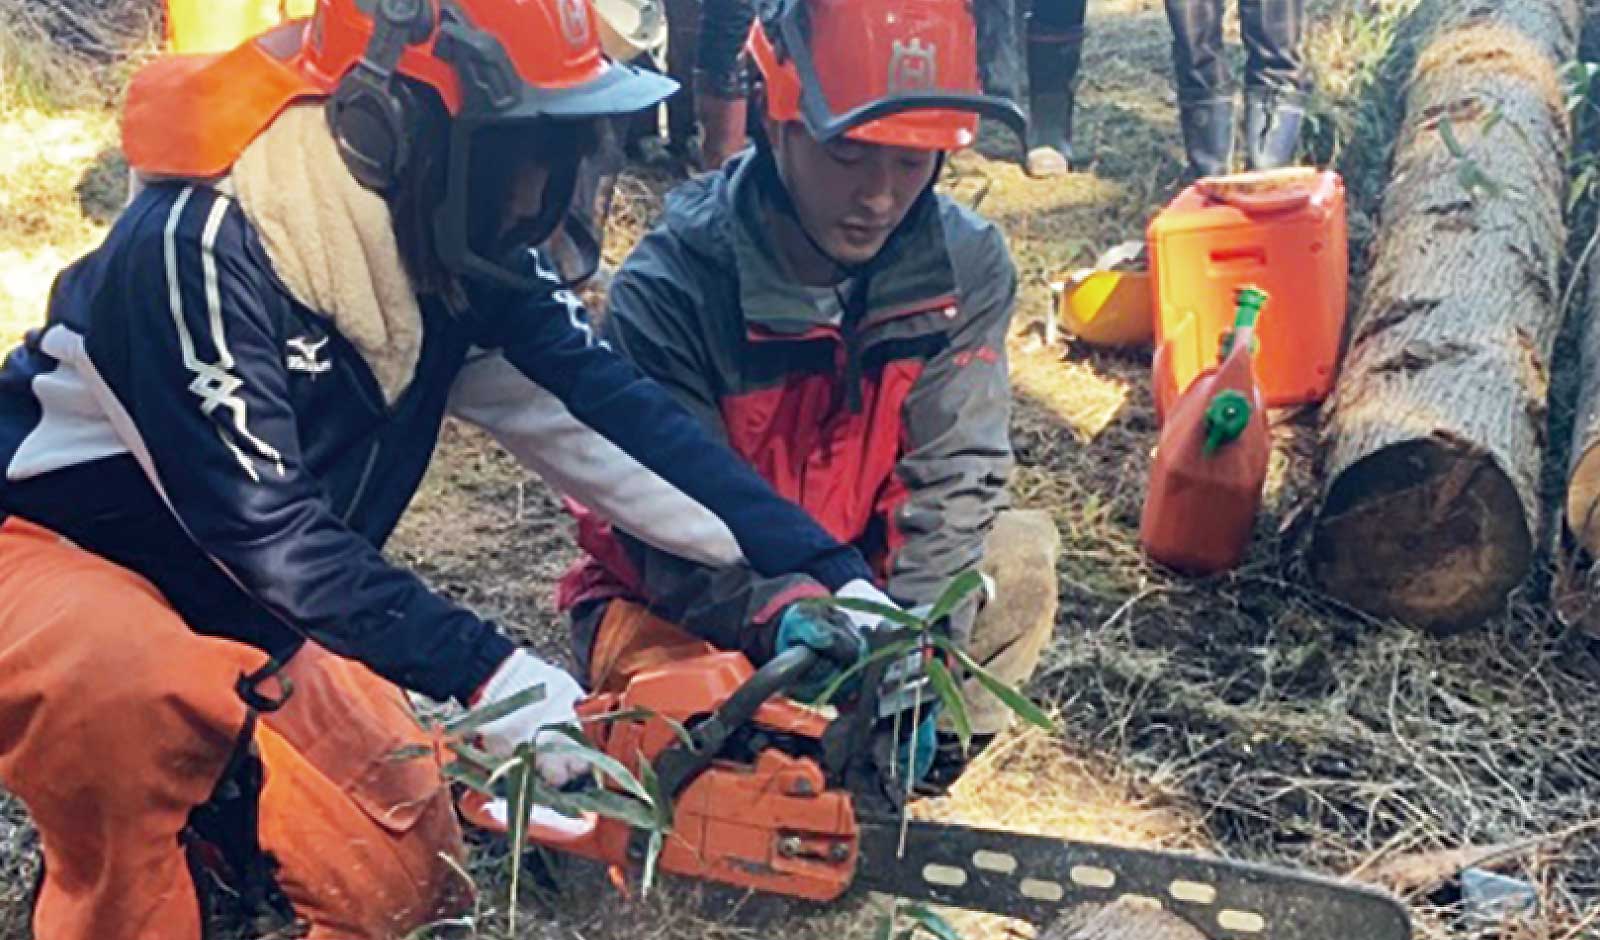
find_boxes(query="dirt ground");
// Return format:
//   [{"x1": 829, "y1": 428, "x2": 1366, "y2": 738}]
[{"x1": 3, "y1": 1, "x2": 1600, "y2": 939}]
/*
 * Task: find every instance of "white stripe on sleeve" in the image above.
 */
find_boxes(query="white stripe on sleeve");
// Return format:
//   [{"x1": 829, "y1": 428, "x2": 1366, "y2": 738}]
[{"x1": 448, "y1": 350, "x2": 745, "y2": 568}]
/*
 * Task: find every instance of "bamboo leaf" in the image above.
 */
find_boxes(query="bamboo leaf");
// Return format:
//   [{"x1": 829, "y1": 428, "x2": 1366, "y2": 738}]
[
  {"x1": 543, "y1": 726, "x2": 656, "y2": 809},
  {"x1": 582, "y1": 707, "x2": 694, "y2": 749},
  {"x1": 639, "y1": 753, "x2": 675, "y2": 832},
  {"x1": 504, "y1": 750, "x2": 536, "y2": 934},
  {"x1": 925, "y1": 569, "x2": 985, "y2": 628},
  {"x1": 533, "y1": 780, "x2": 658, "y2": 830},
  {"x1": 825, "y1": 597, "x2": 926, "y2": 631},
  {"x1": 814, "y1": 637, "x2": 922, "y2": 707},
  {"x1": 1437, "y1": 114, "x2": 1465, "y2": 157},
  {"x1": 642, "y1": 830, "x2": 665, "y2": 897},
  {"x1": 924, "y1": 657, "x2": 970, "y2": 753},
  {"x1": 903, "y1": 903, "x2": 962, "y2": 940},
  {"x1": 446, "y1": 739, "x2": 500, "y2": 772},
  {"x1": 386, "y1": 743, "x2": 435, "y2": 763},
  {"x1": 443, "y1": 683, "x2": 546, "y2": 737},
  {"x1": 442, "y1": 760, "x2": 493, "y2": 793},
  {"x1": 937, "y1": 639, "x2": 1055, "y2": 732}
]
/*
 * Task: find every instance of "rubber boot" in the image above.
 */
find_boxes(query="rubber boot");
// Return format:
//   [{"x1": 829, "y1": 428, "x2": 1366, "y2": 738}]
[
  {"x1": 694, "y1": 71, "x2": 748, "y2": 171},
  {"x1": 1178, "y1": 95, "x2": 1236, "y2": 179},
  {"x1": 1024, "y1": 30, "x2": 1084, "y2": 178},
  {"x1": 1244, "y1": 88, "x2": 1306, "y2": 170}
]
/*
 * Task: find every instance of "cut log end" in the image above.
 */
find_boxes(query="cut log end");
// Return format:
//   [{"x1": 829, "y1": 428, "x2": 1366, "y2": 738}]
[
  {"x1": 1040, "y1": 901, "x2": 1209, "y2": 940},
  {"x1": 1310, "y1": 439, "x2": 1531, "y2": 633},
  {"x1": 1569, "y1": 438, "x2": 1600, "y2": 557}
]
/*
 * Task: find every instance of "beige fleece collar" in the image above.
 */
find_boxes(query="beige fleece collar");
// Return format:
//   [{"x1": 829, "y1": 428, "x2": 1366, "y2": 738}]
[{"x1": 230, "y1": 103, "x2": 421, "y2": 405}]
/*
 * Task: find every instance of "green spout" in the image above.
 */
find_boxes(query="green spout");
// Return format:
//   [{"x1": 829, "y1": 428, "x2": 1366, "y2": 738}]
[
  {"x1": 1233, "y1": 286, "x2": 1268, "y2": 329},
  {"x1": 1221, "y1": 287, "x2": 1269, "y2": 358},
  {"x1": 1203, "y1": 390, "x2": 1252, "y2": 455}
]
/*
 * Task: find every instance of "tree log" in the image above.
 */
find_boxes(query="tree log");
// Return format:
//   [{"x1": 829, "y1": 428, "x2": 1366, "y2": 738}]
[
  {"x1": 1309, "y1": 0, "x2": 1578, "y2": 633},
  {"x1": 1566, "y1": 217, "x2": 1600, "y2": 557},
  {"x1": 1040, "y1": 901, "x2": 1207, "y2": 940}
]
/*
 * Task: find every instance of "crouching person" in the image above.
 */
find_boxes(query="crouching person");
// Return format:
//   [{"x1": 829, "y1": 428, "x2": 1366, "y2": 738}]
[
  {"x1": 0, "y1": 0, "x2": 887, "y2": 936},
  {"x1": 563, "y1": 0, "x2": 1064, "y2": 789}
]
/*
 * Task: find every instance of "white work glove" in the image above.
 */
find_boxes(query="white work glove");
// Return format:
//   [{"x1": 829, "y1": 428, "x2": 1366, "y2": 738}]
[
  {"x1": 475, "y1": 649, "x2": 590, "y2": 787},
  {"x1": 836, "y1": 578, "x2": 903, "y2": 633}
]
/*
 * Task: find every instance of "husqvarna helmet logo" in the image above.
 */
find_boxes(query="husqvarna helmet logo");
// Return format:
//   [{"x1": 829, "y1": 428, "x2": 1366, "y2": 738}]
[{"x1": 888, "y1": 37, "x2": 937, "y2": 93}]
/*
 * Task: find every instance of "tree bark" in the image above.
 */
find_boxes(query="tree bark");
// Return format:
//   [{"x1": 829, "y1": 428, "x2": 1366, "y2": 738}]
[
  {"x1": 1040, "y1": 901, "x2": 1207, "y2": 940},
  {"x1": 1309, "y1": 0, "x2": 1578, "y2": 633}
]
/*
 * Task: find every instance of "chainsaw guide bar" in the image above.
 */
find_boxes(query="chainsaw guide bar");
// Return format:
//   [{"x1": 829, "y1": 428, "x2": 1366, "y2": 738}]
[{"x1": 854, "y1": 817, "x2": 1411, "y2": 940}]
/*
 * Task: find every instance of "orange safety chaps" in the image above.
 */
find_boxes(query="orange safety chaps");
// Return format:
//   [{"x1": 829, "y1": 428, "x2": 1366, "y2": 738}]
[{"x1": 0, "y1": 517, "x2": 466, "y2": 940}]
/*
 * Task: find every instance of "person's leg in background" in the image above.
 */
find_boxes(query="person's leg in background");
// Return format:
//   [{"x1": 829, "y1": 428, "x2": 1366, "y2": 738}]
[
  {"x1": 1164, "y1": 0, "x2": 1235, "y2": 177},
  {"x1": 1024, "y1": 0, "x2": 1088, "y2": 178},
  {"x1": 975, "y1": 0, "x2": 1024, "y2": 105},
  {"x1": 1239, "y1": 0, "x2": 1307, "y2": 169},
  {"x1": 694, "y1": 0, "x2": 755, "y2": 171},
  {"x1": 663, "y1": 0, "x2": 702, "y2": 162}
]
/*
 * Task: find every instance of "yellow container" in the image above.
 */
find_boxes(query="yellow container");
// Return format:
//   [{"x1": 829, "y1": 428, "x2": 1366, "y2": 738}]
[
  {"x1": 1057, "y1": 269, "x2": 1154, "y2": 347},
  {"x1": 166, "y1": 0, "x2": 313, "y2": 55}
]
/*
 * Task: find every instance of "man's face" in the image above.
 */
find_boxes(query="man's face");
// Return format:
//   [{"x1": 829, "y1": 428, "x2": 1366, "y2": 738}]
[{"x1": 771, "y1": 121, "x2": 939, "y2": 267}]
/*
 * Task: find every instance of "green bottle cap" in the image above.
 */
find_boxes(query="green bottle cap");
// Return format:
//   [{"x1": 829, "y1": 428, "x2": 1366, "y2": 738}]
[{"x1": 1203, "y1": 389, "x2": 1253, "y2": 455}]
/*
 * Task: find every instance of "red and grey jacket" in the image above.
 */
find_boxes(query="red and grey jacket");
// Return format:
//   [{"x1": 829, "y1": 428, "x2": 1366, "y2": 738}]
[
  {"x1": 562, "y1": 152, "x2": 1016, "y2": 659},
  {"x1": 0, "y1": 182, "x2": 873, "y2": 704}
]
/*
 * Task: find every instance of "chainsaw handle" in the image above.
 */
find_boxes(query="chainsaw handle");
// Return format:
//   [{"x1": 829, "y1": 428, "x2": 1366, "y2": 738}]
[{"x1": 719, "y1": 645, "x2": 819, "y2": 725}]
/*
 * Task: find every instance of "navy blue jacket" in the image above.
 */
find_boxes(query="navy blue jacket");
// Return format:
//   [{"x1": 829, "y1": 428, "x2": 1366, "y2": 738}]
[{"x1": 0, "y1": 182, "x2": 870, "y2": 703}]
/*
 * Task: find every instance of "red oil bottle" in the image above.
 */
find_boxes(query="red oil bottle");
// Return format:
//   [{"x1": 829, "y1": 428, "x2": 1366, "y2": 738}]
[{"x1": 1140, "y1": 288, "x2": 1271, "y2": 575}]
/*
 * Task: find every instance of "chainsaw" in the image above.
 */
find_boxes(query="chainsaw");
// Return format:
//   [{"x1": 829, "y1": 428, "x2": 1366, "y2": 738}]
[{"x1": 459, "y1": 642, "x2": 1412, "y2": 940}]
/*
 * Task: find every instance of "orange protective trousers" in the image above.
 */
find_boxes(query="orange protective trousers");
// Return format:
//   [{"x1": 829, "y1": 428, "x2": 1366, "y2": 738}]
[{"x1": 0, "y1": 517, "x2": 467, "y2": 940}]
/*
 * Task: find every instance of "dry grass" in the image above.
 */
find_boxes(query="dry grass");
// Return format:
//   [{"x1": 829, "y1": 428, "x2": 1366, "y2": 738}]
[
  {"x1": 4, "y1": 2, "x2": 1600, "y2": 940},
  {"x1": 0, "y1": 0, "x2": 151, "y2": 347}
]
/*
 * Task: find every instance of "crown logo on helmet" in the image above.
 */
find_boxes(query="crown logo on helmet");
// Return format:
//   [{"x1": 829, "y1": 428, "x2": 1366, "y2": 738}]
[
  {"x1": 558, "y1": 0, "x2": 592, "y2": 49},
  {"x1": 887, "y1": 38, "x2": 937, "y2": 94}
]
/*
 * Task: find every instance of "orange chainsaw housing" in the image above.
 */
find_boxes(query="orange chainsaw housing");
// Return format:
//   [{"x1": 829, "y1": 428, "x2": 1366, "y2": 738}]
[{"x1": 465, "y1": 629, "x2": 861, "y2": 901}]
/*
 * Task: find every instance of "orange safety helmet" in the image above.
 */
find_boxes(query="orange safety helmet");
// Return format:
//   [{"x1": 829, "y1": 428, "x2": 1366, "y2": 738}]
[
  {"x1": 124, "y1": 0, "x2": 676, "y2": 288},
  {"x1": 747, "y1": 0, "x2": 1025, "y2": 152}
]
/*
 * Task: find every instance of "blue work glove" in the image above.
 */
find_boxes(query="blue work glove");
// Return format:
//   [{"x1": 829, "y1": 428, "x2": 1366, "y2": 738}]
[{"x1": 774, "y1": 603, "x2": 868, "y2": 702}]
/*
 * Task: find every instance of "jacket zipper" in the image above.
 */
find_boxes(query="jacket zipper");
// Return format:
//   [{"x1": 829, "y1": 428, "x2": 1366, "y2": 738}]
[{"x1": 342, "y1": 439, "x2": 382, "y2": 524}]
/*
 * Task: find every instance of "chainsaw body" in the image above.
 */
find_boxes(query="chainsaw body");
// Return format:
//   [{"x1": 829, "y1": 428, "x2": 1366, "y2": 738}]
[{"x1": 507, "y1": 650, "x2": 864, "y2": 901}]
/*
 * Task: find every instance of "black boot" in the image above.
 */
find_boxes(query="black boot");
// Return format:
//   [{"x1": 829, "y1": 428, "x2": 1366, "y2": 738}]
[
  {"x1": 1178, "y1": 95, "x2": 1236, "y2": 179},
  {"x1": 1024, "y1": 30, "x2": 1085, "y2": 178},
  {"x1": 1244, "y1": 87, "x2": 1306, "y2": 170}
]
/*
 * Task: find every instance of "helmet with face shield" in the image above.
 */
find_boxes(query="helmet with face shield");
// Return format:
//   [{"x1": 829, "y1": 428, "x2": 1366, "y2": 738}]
[{"x1": 122, "y1": 0, "x2": 675, "y2": 290}]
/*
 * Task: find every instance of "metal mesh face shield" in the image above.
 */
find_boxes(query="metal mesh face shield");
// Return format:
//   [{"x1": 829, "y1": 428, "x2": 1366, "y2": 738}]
[{"x1": 433, "y1": 115, "x2": 623, "y2": 290}]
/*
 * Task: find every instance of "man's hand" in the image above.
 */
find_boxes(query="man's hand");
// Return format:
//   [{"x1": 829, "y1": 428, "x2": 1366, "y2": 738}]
[{"x1": 475, "y1": 649, "x2": 590, "y2": 786}]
